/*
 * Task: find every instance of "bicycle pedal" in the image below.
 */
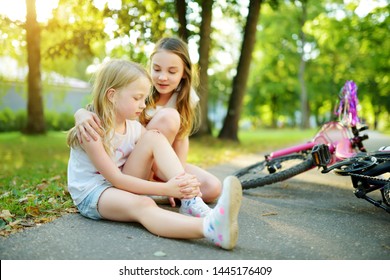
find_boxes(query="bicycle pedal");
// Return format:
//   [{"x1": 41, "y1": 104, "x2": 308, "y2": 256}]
[{"x1": 311, "y1": 144, "x2": 331, "y2": 168}]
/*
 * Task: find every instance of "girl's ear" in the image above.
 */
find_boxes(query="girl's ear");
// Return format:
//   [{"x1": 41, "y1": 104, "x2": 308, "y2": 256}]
[{"x1": 107, "y1": 88, "x2": 116, "y2": 103}]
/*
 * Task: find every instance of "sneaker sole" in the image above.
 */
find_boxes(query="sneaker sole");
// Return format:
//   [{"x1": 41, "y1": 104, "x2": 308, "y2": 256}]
[{"x1": 222, "y1": 176, "x2": 242, "y2": 250}]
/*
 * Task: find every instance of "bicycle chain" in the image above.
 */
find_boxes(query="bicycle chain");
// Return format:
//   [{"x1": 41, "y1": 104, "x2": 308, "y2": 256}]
[{"x1": 346, "y1": 172, "x2": 390, "y2": 184}]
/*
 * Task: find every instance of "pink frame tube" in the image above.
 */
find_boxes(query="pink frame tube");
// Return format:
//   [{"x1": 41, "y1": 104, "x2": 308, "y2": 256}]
[{"x1": 269, "y1": 142, "x2": 316, "y2": 159}]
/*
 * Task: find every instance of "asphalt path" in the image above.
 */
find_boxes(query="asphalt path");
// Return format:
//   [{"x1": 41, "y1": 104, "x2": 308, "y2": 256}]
[{"x1": 1, "y1": 130, "x2": 389, "y2": 261}]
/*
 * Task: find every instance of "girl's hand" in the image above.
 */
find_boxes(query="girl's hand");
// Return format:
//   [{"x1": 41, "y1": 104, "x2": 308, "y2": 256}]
[
  {"x1": 168, "y1": 197, "x2": 176, "y2": 208},
  {"x1": 75, "y1": 109, "x2": 103, "y2": 143},
  {"x1": 167, "y1": 173, "x2": 201, "y2": 199}
]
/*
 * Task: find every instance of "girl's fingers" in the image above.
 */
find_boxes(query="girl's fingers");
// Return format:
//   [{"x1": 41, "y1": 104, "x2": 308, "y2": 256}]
[
  {"x1": 168, "y1": 173, "x2": 201, "y2": 199},
  {"x1": 175, "y1": 173, "x2": 199, "y2": 186},
  {"x1": 77, "y1": 125, "x2": 90, "y2": 142},
  {"x1": 168, "y1": 197, "x2": 176, "y2": 207},
  {"x1": 92, "y1": 114, "x2": 103, "y2": 134},
  {"x1": 180, "y1": 184, "x2": 201, "y2": 196},
  {"x1": 181, "y1": 189, "x2": 202, "y2": 199},
  {"x1": 81, "y1": 121, "x2": 100, "y2": 141},
  {"x1": 88, "y1": 122, "x2": 100, "y2": 140},
  {"x1": 76, "y1": 128, "x2": 82, "y2": 144}
]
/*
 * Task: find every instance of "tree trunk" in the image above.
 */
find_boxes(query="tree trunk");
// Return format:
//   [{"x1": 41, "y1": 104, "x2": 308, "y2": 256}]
[
  {"x1": 194, "y1": 0, "x2": 213, "y2": 136},
  {"x1": 218, "y1": 0, "x2": 262, "y2": 141},
  {"x1": 24, "y1": 0, "x2": 46, "y2": 134},
  {"x1": 175, "y1": 0, "x2": 189, "y2": 42},
  {"x1": 298, "y1": 0, "x2": 310, "y2": 129}
]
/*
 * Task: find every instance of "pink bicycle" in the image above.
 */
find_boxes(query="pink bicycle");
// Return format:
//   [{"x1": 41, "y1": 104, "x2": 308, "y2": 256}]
[{"x1": 234, "y1": 81, "x2": 369, "y2": 189}]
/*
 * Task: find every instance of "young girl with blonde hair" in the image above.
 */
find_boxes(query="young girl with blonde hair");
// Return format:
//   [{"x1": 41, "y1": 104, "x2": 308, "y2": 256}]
[{"x1": 67, "y1": 59, "x2": 242, "y2": 250}]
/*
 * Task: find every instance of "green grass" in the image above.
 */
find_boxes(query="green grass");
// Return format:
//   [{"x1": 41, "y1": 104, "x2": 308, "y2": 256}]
[
  {"x1": 0, "y1": 129, "x2": 314, "y2": 236},
  {"x1": 0, "y1": 132, "x2": 75, "y2": 236},
  {"x1": 188, "y1": 128, "x2": 315, "y2": 167}
]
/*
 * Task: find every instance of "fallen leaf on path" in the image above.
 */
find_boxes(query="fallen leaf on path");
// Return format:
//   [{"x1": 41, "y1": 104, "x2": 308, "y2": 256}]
[
  {"x1": 9, "y1": 219, "x2": 22, "y2": 227},
  {"x1": 262, "y1": 212, "x2": 278, "y2": 216},
  {"x1": 49, "y1": 175, "x2": 61, "y2": 181},
  {"x1": 64, "y1": 207, "x2": 78, "y2": 213},
  {"x1": 153, "y1": 251, "x2": 167, "y2": 257},
  {"x1": 36, "y1": 182, "x2": 48, "y2": 190},
  {"x1": 20, "y1": 219, "x2": 36, "y2": 227},
  {"x1": 0, "y1": 191, "x2": 11, "y2": 199},
  {"x1": 26, "y1": 206, "x2": 40, "y2": 217},
  {"x1": 0, "y1": 210, "x2": 14, "y2": 220}
]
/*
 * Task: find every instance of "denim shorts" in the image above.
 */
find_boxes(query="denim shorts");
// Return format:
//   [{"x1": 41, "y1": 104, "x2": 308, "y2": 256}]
[{"x1": 76, "y1": 185, "x2": 111, "y2": 220}]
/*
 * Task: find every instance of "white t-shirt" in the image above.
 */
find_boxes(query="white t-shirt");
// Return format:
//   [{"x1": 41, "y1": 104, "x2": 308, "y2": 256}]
[
  {"x1": 67, "y1": 120, "x2": 143, "y2": 205},
  {"x1": 146, "y1": 88, "x2": 200, "y2": 117}
]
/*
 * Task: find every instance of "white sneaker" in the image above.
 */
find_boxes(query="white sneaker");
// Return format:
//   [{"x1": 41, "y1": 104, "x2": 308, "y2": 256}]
[
  {"x1": 179, "y1": 197, "x2": 211, "y2": 217},
  {"x1": 203, "y1": 176, "x2": 242, "y2": 250}
]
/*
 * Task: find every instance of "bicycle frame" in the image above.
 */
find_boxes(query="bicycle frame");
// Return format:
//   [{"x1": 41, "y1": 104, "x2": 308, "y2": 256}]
[
  {"x1": 266, "y1": 80, "x2": 366, "y2": 167},
  {"x1": 266, "y1": 121, "x2": 367, "y2": 166}
]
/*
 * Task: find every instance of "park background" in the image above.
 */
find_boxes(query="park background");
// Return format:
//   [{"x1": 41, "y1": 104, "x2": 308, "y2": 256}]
[
  {"x1": 0, "y1": 0, "x2": 389, "y2": 235},
  {"x1": 1, "y1": 0, "x2": 389, "y2": 135}
]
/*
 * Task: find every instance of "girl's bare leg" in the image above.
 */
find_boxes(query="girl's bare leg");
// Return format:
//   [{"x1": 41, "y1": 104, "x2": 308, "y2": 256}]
[
  {"x1": 146, "y1": 108, "x2": 180, "y2": 145},
  {"x1": 98, "y1": 188, "x2": 204, "y2": 239},
  {"x1": 146, "y1": 108, "x2": 222, "y2": 201},
  {"x1": 146, "y1": 108, "x2": 188, "y2": 164},
  {"x1": 98, "y1": 176, "x2": 243, "y2": 250},
  {"x1": 122, "y1": 130, "x2": 184, "y2": 181},
  {"x1": 172, "y1": 136, "x2": 189, "y2": 165},
  {"x1": 185, "y1": 163, "x2": 222, "y2": 203}
]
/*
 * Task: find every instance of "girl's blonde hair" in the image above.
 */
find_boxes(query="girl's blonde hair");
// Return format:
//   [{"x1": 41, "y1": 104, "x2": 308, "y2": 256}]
[
  {"x1": 140, "y1": 37, "x2": 200, "y2": 138},
  {"x1": 67, "y1": 59, "x2": 151, "y2": 155}
]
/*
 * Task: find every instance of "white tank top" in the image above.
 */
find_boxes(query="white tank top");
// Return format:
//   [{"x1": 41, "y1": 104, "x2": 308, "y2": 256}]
[{"x1": 67, "y1": 120, "x2": 143, "y2": 205}]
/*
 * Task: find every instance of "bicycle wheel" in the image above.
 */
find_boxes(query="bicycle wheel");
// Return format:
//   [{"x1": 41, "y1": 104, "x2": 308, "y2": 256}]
[
  {"x1": 234, "y1": 154, "x2": 315, "y2": 190},
  {"x1": 382, "y1": 183, "x2": 390, "y2": 207}
]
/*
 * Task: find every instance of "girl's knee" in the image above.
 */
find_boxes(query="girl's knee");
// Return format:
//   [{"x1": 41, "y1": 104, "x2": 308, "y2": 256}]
[
  {"x1": 150, "y1": 108, "x2": 180, "y2": 136},
  {"x1": 202, "y1": 179, "x2": 222, "y2": 203},
  {"x1": 134, "y1": 195, "x2": 157, "y2": 209},
  {"x1": 126, "y1": 195, "x2": 159, "y2": 223},
  {"x1": 142, "y1": 129, "x2": 167, "y2": 143},
  {"x1": 156, "y1": 108, "x2": 180, "y2": 122}
]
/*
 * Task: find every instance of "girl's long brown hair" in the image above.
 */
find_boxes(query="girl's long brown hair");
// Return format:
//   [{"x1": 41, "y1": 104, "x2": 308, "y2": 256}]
[{"x1": 140, "y1": 37, "x2": 200, "y2": 138}]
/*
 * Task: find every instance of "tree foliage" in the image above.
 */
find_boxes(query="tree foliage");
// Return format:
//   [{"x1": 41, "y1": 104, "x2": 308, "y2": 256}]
[
  {"x1": 243, "y1": 0, "x2": 389, "y2": 131},
  {"x1": 0, "y1": 0, "x2": 388, "y2": 135}
]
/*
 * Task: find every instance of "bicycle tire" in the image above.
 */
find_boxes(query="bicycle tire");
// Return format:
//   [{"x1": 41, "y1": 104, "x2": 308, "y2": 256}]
[
  {"x1": 234, "y1": 154, "x2": 315, "y2": 190},
  {"x1": 382, "y1": 183, "x2": 390, "y2": 207},
  {"x1": 234, "y1": 160, "x2": 268, "y2": 178}
]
